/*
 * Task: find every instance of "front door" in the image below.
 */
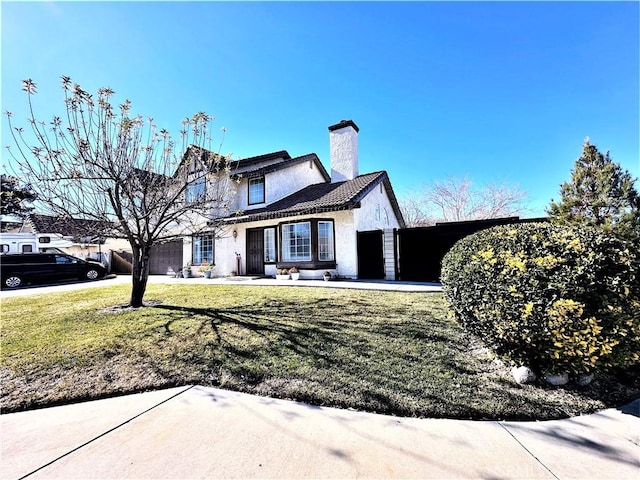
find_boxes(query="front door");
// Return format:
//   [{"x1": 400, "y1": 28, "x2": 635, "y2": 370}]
[{"x1": 246, "y1": 228, "x2": 264, "y2": 275}]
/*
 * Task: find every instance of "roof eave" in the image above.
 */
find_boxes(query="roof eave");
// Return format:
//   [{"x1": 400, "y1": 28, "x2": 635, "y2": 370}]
[{"x1": 218, "y1": 202, "x2": 361, "y2": 225}]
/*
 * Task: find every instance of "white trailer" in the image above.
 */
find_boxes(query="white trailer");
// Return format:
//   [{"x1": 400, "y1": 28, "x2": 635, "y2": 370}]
[{"x1": 0, "y1": 232, "x2": 74, "y2": 254}]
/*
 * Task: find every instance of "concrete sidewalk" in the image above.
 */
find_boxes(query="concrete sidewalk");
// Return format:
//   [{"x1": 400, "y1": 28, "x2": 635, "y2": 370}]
[
  {"x1": 0, "y1": 274, "x2": 442, "y2": 299},
  {"x1": 2, "y1": 386, "x2": 638, "y2": 479}
]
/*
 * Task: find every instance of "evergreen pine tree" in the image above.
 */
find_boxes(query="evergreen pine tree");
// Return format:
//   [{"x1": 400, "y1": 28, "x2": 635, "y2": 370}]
[
  {"x1": 547, "y1": 138, "x2": 639, "y2": 242},
  {"x1": 1, "y1": 174, "x2": 36, "y2": 218}
]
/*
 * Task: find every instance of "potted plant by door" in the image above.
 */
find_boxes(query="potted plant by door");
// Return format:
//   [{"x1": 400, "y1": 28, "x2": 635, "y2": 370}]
[
  {"x1": 289, "y1": 266, "x2": 300, "y2": 280},
  {"x1": 199, "y1": 261, "x2": 212, "y2": 278},
  {"x1": 182, "y1": 263, "x2": 192, "y2": 278},
  {"x1": 323, "y1": 271, "x2": 331, "y2": 281},
  {"x1": 203, "y1": 265, "x2": 214, "y2": 279},
  {"x1": 276, "y1": 268, "x2": 290, "y2": 280}
]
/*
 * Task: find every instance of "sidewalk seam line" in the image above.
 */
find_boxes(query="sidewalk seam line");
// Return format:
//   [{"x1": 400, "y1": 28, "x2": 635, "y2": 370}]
[
  {"x1": 18, "y1": 385, "x2": 195, "y2": 480},
  {"x1": 498, "y1": 422, "x2": 560, "y2": 480}
]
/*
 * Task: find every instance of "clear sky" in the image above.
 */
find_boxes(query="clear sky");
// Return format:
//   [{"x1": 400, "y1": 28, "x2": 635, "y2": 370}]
[{"x1": 2, "y1": 1, "x2": 638, "y2": 217}]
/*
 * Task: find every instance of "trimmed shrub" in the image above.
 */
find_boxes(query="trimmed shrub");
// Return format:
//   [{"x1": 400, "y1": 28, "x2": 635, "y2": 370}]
[{"x1": 441, "y1": 222, "x2": 640, "y2": 376}]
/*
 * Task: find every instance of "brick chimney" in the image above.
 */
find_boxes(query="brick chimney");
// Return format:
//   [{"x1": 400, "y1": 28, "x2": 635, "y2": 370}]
[{"x1": 328, "y1": 120, "x2": 359, "y2": 183}]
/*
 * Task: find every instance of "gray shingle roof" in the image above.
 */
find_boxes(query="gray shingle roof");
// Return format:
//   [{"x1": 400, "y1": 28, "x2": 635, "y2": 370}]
[
  {"x1": 175, "y1": 145, "x2": 292, "y2": 177},
  {"x1": 226, "y1": 171, "x2": 405, "y2": 227},
  {"x1": 27, "y1": 214, "x2": 116, "y2": 240}
]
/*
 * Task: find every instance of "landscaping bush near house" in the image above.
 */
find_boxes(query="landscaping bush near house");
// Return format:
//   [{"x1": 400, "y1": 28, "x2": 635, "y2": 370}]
[{"x1": 441, "y1": 222, "x2": 640, "y2": 376}]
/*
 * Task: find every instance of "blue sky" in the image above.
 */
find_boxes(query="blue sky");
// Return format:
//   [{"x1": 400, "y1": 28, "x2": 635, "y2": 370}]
[{"x1": 2, "y1": 1, "x2": 638, "y2": 217}]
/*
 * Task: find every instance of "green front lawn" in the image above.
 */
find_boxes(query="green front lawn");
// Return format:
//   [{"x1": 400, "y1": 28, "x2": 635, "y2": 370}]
[{"x1": 1, "y1": 284, "x2": 638, "y2": 419}]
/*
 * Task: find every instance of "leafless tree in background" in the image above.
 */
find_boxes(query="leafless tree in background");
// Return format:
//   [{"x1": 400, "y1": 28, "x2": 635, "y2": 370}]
[{"x1": 399, "y1": 176, "x2": 529, "y2": 227}]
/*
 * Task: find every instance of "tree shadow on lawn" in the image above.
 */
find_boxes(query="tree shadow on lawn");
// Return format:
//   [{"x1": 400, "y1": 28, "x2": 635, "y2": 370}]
[
  {"x1": 146, "y1": 302, "x2": 617, "y2": 420},
  {"x1": 154, "y1": 303, "x2": 340, "y2": 363},
  {"x1": 148, "y1": 302, "x2": 492, "y2": 417}
]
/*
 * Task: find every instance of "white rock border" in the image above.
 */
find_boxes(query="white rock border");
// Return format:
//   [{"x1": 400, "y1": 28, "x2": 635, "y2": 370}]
[{"x1": 511, "y1": 366, "x2": 537, "y2": 384}]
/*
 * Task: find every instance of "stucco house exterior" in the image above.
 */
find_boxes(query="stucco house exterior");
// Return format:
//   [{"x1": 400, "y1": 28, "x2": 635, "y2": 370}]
[{"x1": 184, "y1": 120, "x2": 405, "y2": 280}]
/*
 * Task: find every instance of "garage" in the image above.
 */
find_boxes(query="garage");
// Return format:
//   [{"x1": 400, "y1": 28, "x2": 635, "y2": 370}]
[{"x1": 149, "y1": 239, "x2": 183, "y2": 275}]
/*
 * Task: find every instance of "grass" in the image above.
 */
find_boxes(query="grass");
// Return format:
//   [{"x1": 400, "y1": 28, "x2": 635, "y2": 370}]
[{"x1": 1, "y1": 284, "x2": 638, "y2": 420}]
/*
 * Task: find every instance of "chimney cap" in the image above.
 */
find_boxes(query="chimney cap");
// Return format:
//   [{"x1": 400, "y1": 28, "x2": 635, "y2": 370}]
[{"x1": 328, "y1": 119, "x2": 359, "y2": 133}]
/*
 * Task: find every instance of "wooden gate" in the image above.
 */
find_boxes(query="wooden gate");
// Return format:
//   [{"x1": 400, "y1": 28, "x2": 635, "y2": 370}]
[
  {"x1": 111, "y1": 250, "x2": 133, "y2": 274},
  {"x1": 396, "y1": 217, "x2": 545, "y2": 282},
  {"x1": 357, "y1": 230, "x2": 385, "y2": 279}
]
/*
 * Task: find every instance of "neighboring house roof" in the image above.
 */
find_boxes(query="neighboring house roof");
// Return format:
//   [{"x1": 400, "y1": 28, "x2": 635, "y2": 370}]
[
  {"x1": 26, "y1": 214, "x2": 117, "y2": 242},
  {"x1": 224, "y1": 171, "x2": 406, "y2": 227},
  {"x1": 232, "y1": 150, "x2": 292, "y2": 171},
  {"x1": 132, "y1": 168, "x2": 170, "y2": 184},
  {"x1": 232, "y1": 153, "x2": 330, "y2": 182}
]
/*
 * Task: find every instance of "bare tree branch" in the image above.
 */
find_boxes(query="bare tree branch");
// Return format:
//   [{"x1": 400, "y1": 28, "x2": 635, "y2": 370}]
[
  {"x1": 399, "y1": 176, "x2": 529, "y2": 226},
  {"x1": 4, "y1": 77, "x2": 238, "y2": 306}
]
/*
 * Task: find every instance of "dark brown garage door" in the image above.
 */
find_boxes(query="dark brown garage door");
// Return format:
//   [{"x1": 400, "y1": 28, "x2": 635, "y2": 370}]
[{"x1": 149, "y1": 240, "x2": 183, "y2": 275}]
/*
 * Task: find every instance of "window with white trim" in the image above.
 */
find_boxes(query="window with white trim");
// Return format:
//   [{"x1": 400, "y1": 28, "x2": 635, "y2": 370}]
[
  {"x1": 186, "y1": 177, "x2": 205, "y2": 203},
  {"x1": 264, "y1": 228, "x2": 276, "y2": 263},
  {"x1": 282, "y1": 222, "x2": 311, "y2": 261},
  {"x1": 192, "y1": 235, "x2": 214, "y2": 264},
  {"x1": 318, "y1": 221, "x2": 335, "y2": 261},
  {"x1": 248, "y1": 177, "x2": 265, "y2": 205}
]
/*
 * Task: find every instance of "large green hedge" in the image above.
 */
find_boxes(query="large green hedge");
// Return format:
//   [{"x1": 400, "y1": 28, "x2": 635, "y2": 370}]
[{"x1": 441, "y1": 222, "x2": 640, "y2": 375}]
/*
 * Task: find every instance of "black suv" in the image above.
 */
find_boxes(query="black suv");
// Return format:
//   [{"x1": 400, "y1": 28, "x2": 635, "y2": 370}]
[{"x1": 1, "y1": 253, "x2": 107, "y2": 288}]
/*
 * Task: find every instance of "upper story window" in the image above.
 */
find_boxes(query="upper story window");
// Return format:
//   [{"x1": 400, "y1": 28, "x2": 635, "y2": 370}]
[
  {"x1": 248, "y1": 177, "x2": 265, "y2": 205},
  {"x1": 186, "y1": 177, "x2": 206, "y2": 204}
]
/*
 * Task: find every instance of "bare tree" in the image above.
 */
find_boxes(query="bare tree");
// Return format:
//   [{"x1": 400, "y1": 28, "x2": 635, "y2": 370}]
[
  {"x1": 399, "y1": 176, "x2": 529, "y2": 226},
  {"x1": 5, "y1": 77, "x2": 238, "y2": 307},
  {"x1": 397, "y1": 194, "x2": 433, "y2": 228}
]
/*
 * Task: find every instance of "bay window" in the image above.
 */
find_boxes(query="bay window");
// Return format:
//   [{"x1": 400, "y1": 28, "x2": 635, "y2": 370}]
[
  {"x1": 318, "y1": 221, "x2": 335, "y2": 261},
  {"x1": 282, "y1": 222, "x2": 311, "y2": 261},
  {"x1": 279, "y1": 219, "x2": 335, "y2": 267}
]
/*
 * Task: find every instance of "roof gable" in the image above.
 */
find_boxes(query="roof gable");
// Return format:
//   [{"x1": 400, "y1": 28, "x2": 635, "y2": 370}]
[
  {"x1": 174, "y1": 146, "x2": 293, "y2": 177},
  {"x1": 173, "y1": 146, "x2": 231, "y2": 178},
  {"x1": 232, "y1": 153, "x2": 330, "y2": 182}
]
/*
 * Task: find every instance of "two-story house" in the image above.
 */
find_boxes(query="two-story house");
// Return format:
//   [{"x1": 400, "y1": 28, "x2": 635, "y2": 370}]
[{"x1": 182, "y1": 120, "x2": 406, "y2": 280}]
